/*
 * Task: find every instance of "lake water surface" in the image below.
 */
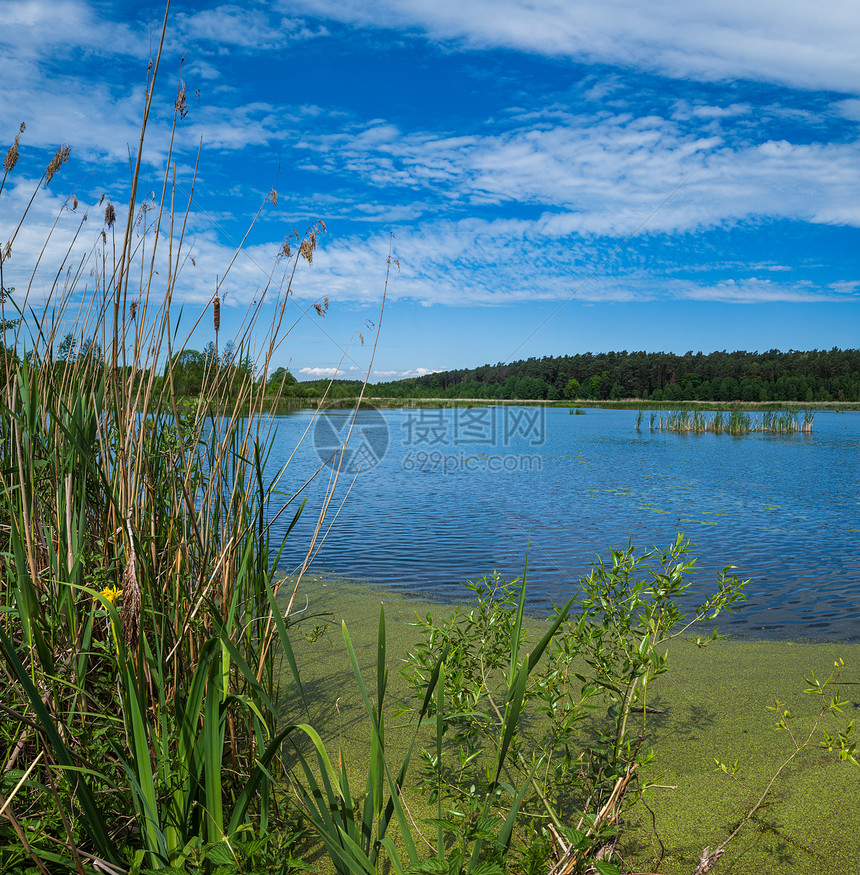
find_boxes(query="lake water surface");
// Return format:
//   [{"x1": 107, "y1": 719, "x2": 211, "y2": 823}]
[{"x1": 264, "y1": 407, "x2": 860, "y2": 641}]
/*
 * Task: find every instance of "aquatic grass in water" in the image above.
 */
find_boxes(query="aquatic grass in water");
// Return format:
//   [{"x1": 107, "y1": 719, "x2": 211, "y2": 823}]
[{"x1": 643, "y1": 409, "x2": 814, "y2": 435}]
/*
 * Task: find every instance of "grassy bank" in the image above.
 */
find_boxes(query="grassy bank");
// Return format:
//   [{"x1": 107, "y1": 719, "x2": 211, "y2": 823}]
[
  {"x1": 159, "y1": 391, "x2": 860, "y2": 414},
  {"x1": 355, "y1": 397, "x2": 860, "y2": 412}
]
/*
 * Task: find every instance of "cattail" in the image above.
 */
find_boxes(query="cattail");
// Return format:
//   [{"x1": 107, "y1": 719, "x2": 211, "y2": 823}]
[
  {"x1": 213, "y1": 295, "x2": 221, "y2": 332},
  {"x1": 120, "y1": 538, "x2": 141, "y2": 652},
  {"x1": 3, "y1": 123, "x2": 25, "y2": 173},
  {"x1": 175, "y1": 82, "x2": 187, "y2": 119},
  {"x1": 105, "y1": 203, "x2": 116, "y2": 227},
  {"x1": 44, "y1": 144, "x2": 71, "y2": 185},
  {"x1": 130, "y1": 301, "x2": 138, "y2": 321}
]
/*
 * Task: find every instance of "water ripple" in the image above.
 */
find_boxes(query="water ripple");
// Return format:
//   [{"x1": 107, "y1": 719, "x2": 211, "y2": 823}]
[{"x1": 265, "y1": 408, "x2": 860, "y2": 641}]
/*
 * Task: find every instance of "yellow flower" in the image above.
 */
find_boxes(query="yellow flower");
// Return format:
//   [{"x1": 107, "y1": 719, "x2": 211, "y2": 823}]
[{"x1": 96, "y1": 585, "x2": 123, "y2": 606}]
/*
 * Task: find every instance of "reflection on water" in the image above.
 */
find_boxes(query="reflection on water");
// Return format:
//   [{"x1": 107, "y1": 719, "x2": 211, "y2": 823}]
[{"x1": 264, "y1": 407, "x2": 860, "y2": 641}]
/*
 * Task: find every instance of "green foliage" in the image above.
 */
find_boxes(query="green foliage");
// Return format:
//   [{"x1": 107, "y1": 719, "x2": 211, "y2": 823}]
[
  {"x1": 266, "y1": 366, "x2": 298, "y2": 394},
  {"x1": 399, "y1": 536, "x2": 747, "y2": 873},
  {"x1": 648, "y1": 408, "x2": 815, "y2": 435},
  {"x1": 0, "y1": 341, "x2": 321, "y2": 871},
  {"x1": 563, "y1": 378, "x2": 581, "y2": 400},
  {"x1": 130, "y1": 820, "x2": 311, "y2": 875},
  {"x1": 371, "y1": 349, "x2": 860, "y2": 403},
  {"x1": 282, "y1": 566, "x2": 578, "y2": 875}
]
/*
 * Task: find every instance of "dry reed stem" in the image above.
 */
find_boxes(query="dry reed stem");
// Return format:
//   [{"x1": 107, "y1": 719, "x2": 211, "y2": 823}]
[
  {"x1": 0, "y1": 751, "x2": 43, "y2": 819},
  {"x1": 690, "y1": 847, "x2": 724, "y2": 875}
]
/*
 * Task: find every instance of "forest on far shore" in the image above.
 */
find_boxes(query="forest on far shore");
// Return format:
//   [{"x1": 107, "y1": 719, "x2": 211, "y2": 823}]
[
  {"x1": 368, "y1": 347, "x2": 860, "y2": 402},
  {"x1": 50, "y1": 340, "x2": 860, "y2": 403}
]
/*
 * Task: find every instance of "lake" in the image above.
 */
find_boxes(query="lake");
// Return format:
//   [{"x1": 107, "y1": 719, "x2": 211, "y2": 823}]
[{"x1": 263, "y1": 406, "x2": 860, "y2": 641}]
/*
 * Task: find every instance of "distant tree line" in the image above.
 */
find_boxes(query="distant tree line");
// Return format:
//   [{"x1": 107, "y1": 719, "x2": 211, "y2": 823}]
[
  {"x1": 161, "y1": 342, "x2": 320, "y2": 401},
  {"x1": 372, "y1": 348, "x2": 860, "y2": 402},
  {"x1": 34, "y1": 340, "x2": 860, "y2": 404},
  {"x1": 40, "y1": 335, "x2": 304, "y2": 402}
]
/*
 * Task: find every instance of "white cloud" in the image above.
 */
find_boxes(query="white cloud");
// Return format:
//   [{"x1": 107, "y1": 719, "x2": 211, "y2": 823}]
[
  {"x1": 0, "y1": 74, "x2": 154, "y2": 165},
  {"x1": 672, "y1": 101, "x2": 752, "y2": 120},
  {"x1": 172, "y1": 5, "x2": 326, "y2": 52},
  {"x1": 298, "y1": 366, "x2": 340, "y2": 378},
  {"x1": 371, "y1": 366, "x2": 442, "y2": 379},
  {"x1": 280, "y1": 217, "x2": 854, "y2": 308},
  {"x1": 0, "y1": 177, "x2": 105, "y2": 309},
  {"x1": 297, "y1": 111, "x2": 860, "y2": 234},
  {"x1": 835, "y1": 99, "x2": 860, "y2": 121},
  {"x1": 0, "y1": 0, "x2": 144, "y2": 58},
  {"x1": 672, "y1": 277, "x2": 834, "y2": 304},
  {"x1": 826, "y1": 280, "x2": 860, "y2": 296},
  {"x1": 2, "y1": 0, "x2": 857, "y2": 329},
  {"x1": 285, "y1": 0, "x2": 860, "y2": 94},
  {"x1": 1, "y1": 163, "x2": 851, "y2": 335}
]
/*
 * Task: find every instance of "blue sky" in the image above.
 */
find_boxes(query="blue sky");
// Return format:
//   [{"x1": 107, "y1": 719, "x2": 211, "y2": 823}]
[{"x1": 2, "y1": 0, "x2": 860, "y2": 381}]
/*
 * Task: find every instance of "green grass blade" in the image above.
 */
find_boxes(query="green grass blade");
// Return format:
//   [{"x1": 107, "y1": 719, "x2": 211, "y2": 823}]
[
  {"x1": 264, "y1": 569, "x2": 310, "y2": 715},
  {"x1": 373, "y1": 603, "x2": 387, "y2": 819},
  {"x1": 122, "y1": 655, "x2": 164, "y2": 869},
  {"x1": 230, "y1": 723, "x2": 329, "y2": 834},
  {"x1": 335, "y1": 825, "x2": 380, "y2": 875},
  {"x1": 496, "y1": 760, "x2": 538, "y2": 854},
  {"x1": 377, "y1": 644, "x2": 449, "y2": 850},
  {"x1": 342, "y1": 617, "x2": 419, "y2": 865},
  {"x1": 213, "y1": 612, "x2": 277, "y2": 716},
  {"x1": 380, "y1": 837, "x2": 405, "y2": 875},
  {"x1": 494, "y1": 652, "x2": 529, "y2": 785},
  {"x1": 203, "y1": 652, "x2": 226, "y2": 847},
  {"x1": 436, "y1": 658, "x2": 445, "y2": 860},
  {"x1": 508, "y1": 550, "x2": 528, "y2": 688}
]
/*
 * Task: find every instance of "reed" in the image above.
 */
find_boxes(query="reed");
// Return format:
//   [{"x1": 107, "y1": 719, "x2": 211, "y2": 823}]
[
  {"x1": 646, "y1": 408, "x2": 814, "y2": 436},
  {"x1": 0, "y1": 18, "x2": 353, "y2": 871}
]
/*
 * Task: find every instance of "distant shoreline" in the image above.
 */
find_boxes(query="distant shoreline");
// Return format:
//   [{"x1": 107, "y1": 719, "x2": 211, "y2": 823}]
[
  {"x1": 306, "y1": 397, "x2": 860, "y2": 411},
  {"x1": 179, "y1": 395, "x2": 860, "y2": 414}
]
